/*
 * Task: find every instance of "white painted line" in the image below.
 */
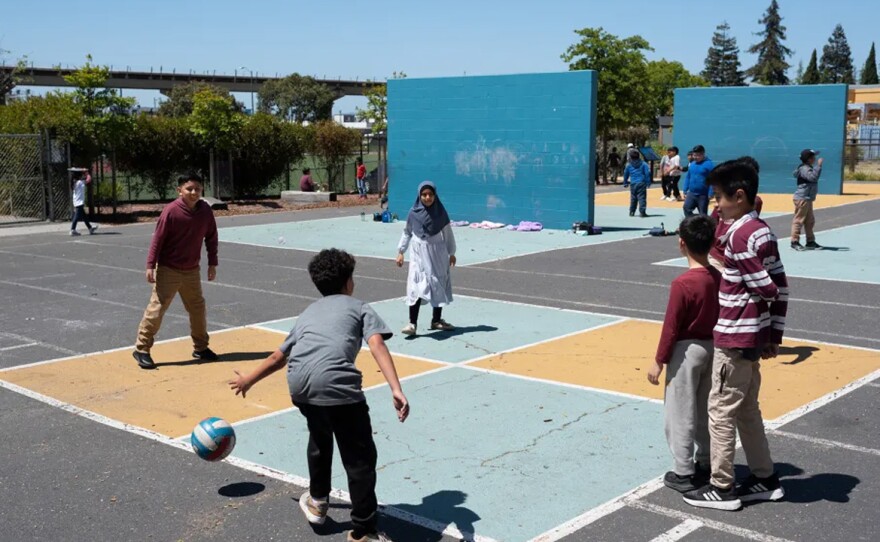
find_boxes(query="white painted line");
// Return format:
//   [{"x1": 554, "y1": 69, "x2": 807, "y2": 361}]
[
  {"x1": 782, "y1": 335, "x2": 880, "y2": 354},
  {"x1": 767, "y1": 368, "x2": 880, "y2": 428},
  {"x1": 784, "y1": 328, "x2": 880, "y2": 345},
  {"x1": 465, "y1": 266, "x2": 666, "y2": 288},
  {"x1": 772, "y1": 430, "x2": 880, "y2": 456},
  {"x1": 527, "y1": 479, "x2": 664, "y2": 542},
  {"x1": 0, "y1": 279, "x2": 236, "y2": 329},
  {"x1": 628, "y1": 501, "x2": 796, "y2": 542},
  {"x1": 0, "y1": 331, "x2": 79, "y2": 356},
  {"x1": 649, "y1": 519, "x2": 703, "y2": 542},
  {"x1": 866, "y1": 382, "x2": 880, "y2": 389},
  {"x1": 456, "y1": 293, "x2": 642, "y2": 320},
  {"x1": 0, "y1": 343, "x2": 38, "y2": 352},
  {"x1": 456, "y1": 287, "x2": 666, "y2": 317},
  {"x1": 0, "y1": 379, "x2": 495, "y2": 542},
  {"x1": 14, "y1": 272, "x2": 77, "y2": 282}
]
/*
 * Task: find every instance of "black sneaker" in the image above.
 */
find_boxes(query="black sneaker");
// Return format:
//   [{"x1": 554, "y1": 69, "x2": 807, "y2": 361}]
[
  {"x1": 132, "y1": 350, "x2": 156, "y2": 369},
  {"x1": 683, "y1": 483, "x2": 742, "y2": 511},
  {"x1": 805, "y1": 241, "x2": 822, "y2": 250},
  {"x1": 737, "y1": 473, "x2": 784, "y2": 502},
  {"x1": 664, "y1": 471, "x2": 699, "y2": 493},
  {"x1": 193, "y1": 348, "x2": 219, "y2": 361},
  {"x1": 639, "y1": 212, "x2": 648, "y2": 218},
  {"x1": 629, "y1": 211, "x2": 635, "y2": 217},
  {"x1": 791, "y1": 242, "x2": 805, "y2": 251}
]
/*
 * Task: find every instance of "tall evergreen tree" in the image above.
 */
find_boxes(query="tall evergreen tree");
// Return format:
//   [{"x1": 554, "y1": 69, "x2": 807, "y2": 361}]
[
  {"x1": 794, "y1": 60, "x2": 804, "y2": 84},
  {"x1": 702, "y1": 22, "x2": 746, "y2": 86},
  {"x1": 746, "y1": 0, "x2": 793, "y2": 85},
  {"x1": 819, "y1": 24, "x2": 855, "y2": 84},
  {"x1": 801, "y1": 49, "x2": 821, "y2": 84},
  {"x1": 860, "y1": 42, "x2": 879, "y2": 85}
]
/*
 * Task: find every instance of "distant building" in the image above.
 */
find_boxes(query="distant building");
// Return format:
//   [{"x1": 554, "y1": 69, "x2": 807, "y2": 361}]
[{"x1": 333, "y1": 112, "x2": 374, "y2": 133}]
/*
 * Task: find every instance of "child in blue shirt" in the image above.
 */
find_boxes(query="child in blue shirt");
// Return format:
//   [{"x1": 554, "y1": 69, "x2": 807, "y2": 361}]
[{"x1": 624, "y1": 149, "x2": 652, "y2": 217}]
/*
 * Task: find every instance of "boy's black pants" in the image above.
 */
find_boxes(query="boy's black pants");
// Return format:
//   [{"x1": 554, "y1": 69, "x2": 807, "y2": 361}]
[{"x1": 295, "y1": 400, "x2": 379, "y2": 536}]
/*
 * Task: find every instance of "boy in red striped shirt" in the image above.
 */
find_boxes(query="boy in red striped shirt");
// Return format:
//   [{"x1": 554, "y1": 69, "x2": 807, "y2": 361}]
[{"x1": 684, "y1": 160, "x2": 788, "y2": 511}]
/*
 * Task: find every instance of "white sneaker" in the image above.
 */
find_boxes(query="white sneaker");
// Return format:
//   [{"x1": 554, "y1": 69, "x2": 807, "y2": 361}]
[
  {"x1": 70, "y1": 230, "x2": 81, "y2": 236},
  {"x1": 401, "y1": 323, "x2": 416, "y2": 336},
  {"x1": 88, "y1": 225, "x2": 98, "y2": 235},
  {"x1": 430, "y1": 319, "x2": 455, "y2": 331},
  {"x1": 660, "y1": 194, "x2": 667, "y2": 200},
  {"x1": 298, "y1": 493, "x2": 328, "y2": 525}
]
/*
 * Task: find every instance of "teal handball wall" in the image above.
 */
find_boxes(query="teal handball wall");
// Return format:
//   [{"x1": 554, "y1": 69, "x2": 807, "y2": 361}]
[
  {"x1": 673, "y1": 85, "x2": 847, "y2": 195},
  {"x1": 388, "y1": 72, "x2": 597, "y2": 229}
]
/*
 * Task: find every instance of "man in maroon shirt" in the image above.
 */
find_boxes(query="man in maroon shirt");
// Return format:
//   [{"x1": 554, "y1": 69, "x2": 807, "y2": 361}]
[
  {"x1": 133, "y1": 173, "x2": 219, "y2": 369},
  {"x1": 647, "y1": 214, "x2": 721, "y2": 494}
]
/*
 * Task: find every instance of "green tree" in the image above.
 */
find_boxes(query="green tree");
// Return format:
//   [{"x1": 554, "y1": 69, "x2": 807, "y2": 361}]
[
  {"x1": 1, "y1": 49, "x2": 28, "y2": 105},
  {"x1": 801, "y1": 49, "x2": 821, "y2": 84},
  {"x1": 309, "y1": 121, "x2": 362, "y2": 193},
  {"x1": 189, "y1": 88, "x2": 244, "y2": 151},
  {"x1": 258, "y1": 73, "x2": 335, "y2": 123},
  {"x1": 356, "y1": 71, "x2": 406, "y2": 134},
  {"x1": 646, "y1": 60, "x2": 707, "y2": 122},
  {"x1": 702, "y1": 22, "x2": 746, "y2": 86},
  {"x1": 746, "y1": 0, "x2": 792, "y2": 85},
  {"x1": 794, "y1": 60, "x2": 804, "y2": 84},
  {"x1": 561, "y1": 27, "x2": 654, "y2": 159},
  {"x1": 233, "y1": 113, "x2": 306, "y2": 198},
  {"x1": 860, "y1": 42, "x2": 879, "y2": 85},
  {"x1": 158, "y1": 81, "x2": 243, "y2": 117},
  {"x1": 819, "y1": 24, "x2": 855, "y2": 84}
]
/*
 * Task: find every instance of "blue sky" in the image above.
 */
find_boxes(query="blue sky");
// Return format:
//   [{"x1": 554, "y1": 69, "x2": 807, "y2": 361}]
[{"x1": 2, "y1": 0, "x2": 876, "y2": 112}]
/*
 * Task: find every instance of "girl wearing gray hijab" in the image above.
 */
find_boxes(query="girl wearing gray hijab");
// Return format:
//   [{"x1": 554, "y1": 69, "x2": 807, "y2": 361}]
[{"x1": 395, "y1": 181, "x2": 457, "y2": 335}]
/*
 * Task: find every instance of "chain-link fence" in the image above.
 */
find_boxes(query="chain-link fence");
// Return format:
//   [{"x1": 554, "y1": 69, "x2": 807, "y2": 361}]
[
  {"x1": 846, "y1": 125, "x2": 880, "y2": 181},
  {"x1": 0, "y1": 134, "x2": 46, "y2": 225}
]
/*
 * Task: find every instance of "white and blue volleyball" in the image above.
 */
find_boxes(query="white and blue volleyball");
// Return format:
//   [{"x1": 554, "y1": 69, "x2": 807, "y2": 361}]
[{"x1": 191, "y1": 417, "x2": 236, "y2": 461}]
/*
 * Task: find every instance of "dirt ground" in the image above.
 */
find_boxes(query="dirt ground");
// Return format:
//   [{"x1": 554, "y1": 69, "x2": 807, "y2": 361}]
[{"x1": 93, "y1": 194, "x2": 384, "y2": 224}]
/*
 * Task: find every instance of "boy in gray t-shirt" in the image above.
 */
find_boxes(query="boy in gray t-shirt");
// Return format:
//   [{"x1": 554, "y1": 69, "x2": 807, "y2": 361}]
[{"x1": 230, "y1": 249, "x2": 409, "y2": 542}]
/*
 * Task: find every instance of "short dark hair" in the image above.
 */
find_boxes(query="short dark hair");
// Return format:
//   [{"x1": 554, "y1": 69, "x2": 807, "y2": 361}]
[
  {"x1": 302, "y1": 168, "x2": 310, "y2": 174},
  {"x1": 308, "y1": 249, "x2": 356, "y2": 296},
  {"x1": 628, "y1": 149, "x2": 640, "y2": 161},
  {"x1": 734, "y1": 155, "x2": 760, "y2": 173},
  {"x1": 678, "y1": 215, "x2": 716, "y2": 256},
  {"x1": 705, "y1": 159, "x2": 759, "y2": 205},
  {"x1": 669, "y1": 146, "x2": 679, "y2": 154},
  {"x1": 178, "y1": 172, "x2": 204, "y2": 186}
]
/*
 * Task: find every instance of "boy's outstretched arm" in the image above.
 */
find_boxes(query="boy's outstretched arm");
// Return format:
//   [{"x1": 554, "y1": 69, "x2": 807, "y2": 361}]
[
  {"x1": 229, "y1": 349, "x2": 286, "y2": 398},
  {"x1": 367, "y1": 334, "x2": 410, "y2": 422}
]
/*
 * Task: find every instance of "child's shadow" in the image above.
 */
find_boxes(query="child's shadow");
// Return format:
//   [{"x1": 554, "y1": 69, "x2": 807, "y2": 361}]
[
  {"x1": 777, "y1": 345, "x2": 819, "y2": 365},
  {"x1": 387, "y1": 490, "x2": 482, "y2": 542},
  {"x1": 154, "y1": 351, "x2": 273, "y2": 368},
  {"x1": 736, "y1": 462, "x2": 860, "y2": 505},
  {"x1": 813, "y1": 246, "x2": 850, "y2": 252},
  {"x1": 404, "y1": 325, "x2": 498, "y2": 342}
]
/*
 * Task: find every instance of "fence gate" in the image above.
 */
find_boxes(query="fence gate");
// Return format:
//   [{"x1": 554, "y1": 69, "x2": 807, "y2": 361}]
[{"x1": 0, "y1": 134, "x2": 46, "y2": 225}]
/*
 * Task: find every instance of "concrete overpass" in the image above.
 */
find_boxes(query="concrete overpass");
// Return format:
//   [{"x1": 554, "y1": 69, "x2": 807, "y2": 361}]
[{"x1": 1, "y1": 65, "x2": 372, "y2": 97}]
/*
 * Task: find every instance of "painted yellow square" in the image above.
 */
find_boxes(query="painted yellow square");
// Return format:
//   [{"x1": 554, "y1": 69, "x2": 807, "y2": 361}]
[
  {"x1": 470, "y1": 320, "x2": 880, "y2": 420},
  {"x1": 0, "y1": 327, "x2": 441, "y2": 438}
]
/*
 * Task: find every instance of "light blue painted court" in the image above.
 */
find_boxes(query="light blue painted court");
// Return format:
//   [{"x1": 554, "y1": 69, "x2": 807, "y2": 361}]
[
  {"x1": 256, "y1": 295, "x2": 623, "y2": 364},
  {"x1": 229, "y1": 367, "x2": 667, "y2": 542},
  {"x1": 654, "y1": 220, "x2": 880, "y2": 285},
  {"x1": 219, "y1": 206, "x2": 734, "y2": 265}
]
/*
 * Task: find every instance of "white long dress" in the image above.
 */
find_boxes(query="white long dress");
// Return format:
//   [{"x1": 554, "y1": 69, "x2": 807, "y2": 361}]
[{"x1": 397, "y1": 223, "x2": 456, "y2": 307}]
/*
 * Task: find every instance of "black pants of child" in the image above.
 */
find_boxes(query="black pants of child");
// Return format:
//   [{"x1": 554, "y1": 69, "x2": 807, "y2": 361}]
[
  {"x1": 295, "y1": 401, "x2": 379, "y2": 537},
  {"x1": 661, "y1": 176, "x2": 681, "y2": 199},
  {"x1": 410, "y1": 302, "x2": 442, "y2": 325}
]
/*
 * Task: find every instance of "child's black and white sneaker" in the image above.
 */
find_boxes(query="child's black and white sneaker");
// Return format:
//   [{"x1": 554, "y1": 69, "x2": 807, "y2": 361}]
[
  {"x1": 737, "y1": 473, "x2": 784, "y2": 502},
  {"x1": 664, "y1": 471, "x2": 698, "y2": 493},
  {"x1": 683, "y1": 484, "x2": 742, "y2": 511}
]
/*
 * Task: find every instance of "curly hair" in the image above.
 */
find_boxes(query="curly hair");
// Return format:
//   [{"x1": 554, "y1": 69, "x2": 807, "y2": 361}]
[{"x1": 308, "y1": 249, "x2": 356, "y2": 296}]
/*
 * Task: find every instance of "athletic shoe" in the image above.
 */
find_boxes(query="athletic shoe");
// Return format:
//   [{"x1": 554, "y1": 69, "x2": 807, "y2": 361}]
[
  {"x1": 430, "y1": 319, "x2": 455, "y2": 331},
  {"x1": 790, "y1": 242, "x2": 805, "y2": 251},
  {"x1": 683, "y1": 484, "x2": 742, "y2": 511},
  {"x1": 132, "y1": 350, "x2": 156, "y2": 369},
  {"x1": 401, "y1": 323, "x2": 416, "y2": 336},
  {"x1": 629, "y1": 212, "x2": 635, "y2": 217},
  {"x1": 88, "y1": 225, "x2": 98, "y2": 235},
  {"x1": 664, "y1": 471, "x2": 699, "y2": 493},
  {"x1": 192, "y1": 348, "x2": 219, "y2": 361},
  {"x1": 660, "y1": 194, "x2": 668, "y2": 200},
  {"x1": 737, "y1": 473, "x2": 784, "y2": 502},
  {"x1": 347, "y1": 532, "x2": 392, "y2": 542},
  {"x1": 70, "y1": 230, "x2": 81, "y2": 236},
  {"x1": 639, "y1": 212, "x2": 648, "y2": 218},
  {"x1": 299, "y1": 493, "x2": 328, "y2": 525},
  {"x1": 805, "y1": 241, "x2": 822, "y2": 250}
]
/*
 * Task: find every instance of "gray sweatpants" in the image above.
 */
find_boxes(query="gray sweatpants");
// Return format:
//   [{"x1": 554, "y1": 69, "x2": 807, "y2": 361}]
[{"x1": 664, "y1": 339, "x2": 713, "y2": 476}]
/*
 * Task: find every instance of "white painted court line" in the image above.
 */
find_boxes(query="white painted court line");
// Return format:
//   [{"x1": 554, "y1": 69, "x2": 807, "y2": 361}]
[
  {"x1": 867, "y1": 382, "x2": 880, "y2": 389},
  {"x1": 649, "y1": 519, "x2": 703, "y2": 542},
  {"x1": 786, "y1": 328, "x2": 880, "y2": 345},
  {"x1": 0, "y1": 331, "x2": 79, "y2": 357},
  {"x1": 0, "y1": 343, "x2": 38, "y2": 352},
  {"x1": 764, "y1": 368, "x2": 880, "y2": 429},
  {"x1": 772, "y1": 430, "x2": 880, "y2": 457},
  {"x1": 456, "y1": 287, "x2": 667, "y2": 317},
  {"x1": 628, "y1": 501, "x2": 796, "y2": 542}
]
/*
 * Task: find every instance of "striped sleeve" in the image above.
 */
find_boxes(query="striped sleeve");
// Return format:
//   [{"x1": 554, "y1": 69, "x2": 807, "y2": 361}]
[{"x1": 755, "y1": 231, "x2": 788, "y2": 344}]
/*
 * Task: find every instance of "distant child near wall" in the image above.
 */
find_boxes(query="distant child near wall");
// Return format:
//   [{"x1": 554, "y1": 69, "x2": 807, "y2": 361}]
[
  {"x1": 70, "y1": 169, "x2": 97, "y2": 236},
  {"x1": 623, "y1": 148, "x2": 651, "y2": 217},
  {"x1": 791, "y1": 149, "x2": 823, "y2": 251},
  {"x1": 395, "y1": 181, "x2": 456, "y2": 335},
  {"x1": 230, "y1": 249, "x2": 409, "y2": 542},
  {"x1": 684, "y1": 160, "x2": 788, "y2": 511},
  {"x1": 648, "y1": 214, "x2": 720, "y2": 494}
]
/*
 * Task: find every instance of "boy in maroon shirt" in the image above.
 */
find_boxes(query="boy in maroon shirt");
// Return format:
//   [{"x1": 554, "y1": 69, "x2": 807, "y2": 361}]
[
  {"x1": 684, "y1": 160, "x2": 787, "y2": 511},
  {"x1": 648, "y1": 214, "x2": 721, "y2": 494},
  {"x1": 133, "y1": 174, "x2": 219, "y2": 369}
]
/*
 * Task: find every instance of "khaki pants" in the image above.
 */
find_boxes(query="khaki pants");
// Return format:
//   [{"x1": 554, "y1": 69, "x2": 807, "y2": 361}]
[
  {"x1": 708, "y1": 347, "x2": 775, "y2": 489},
  {"x1": 135, "y1": 266, "x2": 209, "y2": 353},
  {"x1": 791, "y1": 199, "x2": 815, "y2": 244}
]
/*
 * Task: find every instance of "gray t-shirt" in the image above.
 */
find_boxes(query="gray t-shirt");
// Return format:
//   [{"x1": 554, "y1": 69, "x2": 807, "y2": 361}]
[{"x1": 280, "y1": 295, "x2": 392, "y2": 406}]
